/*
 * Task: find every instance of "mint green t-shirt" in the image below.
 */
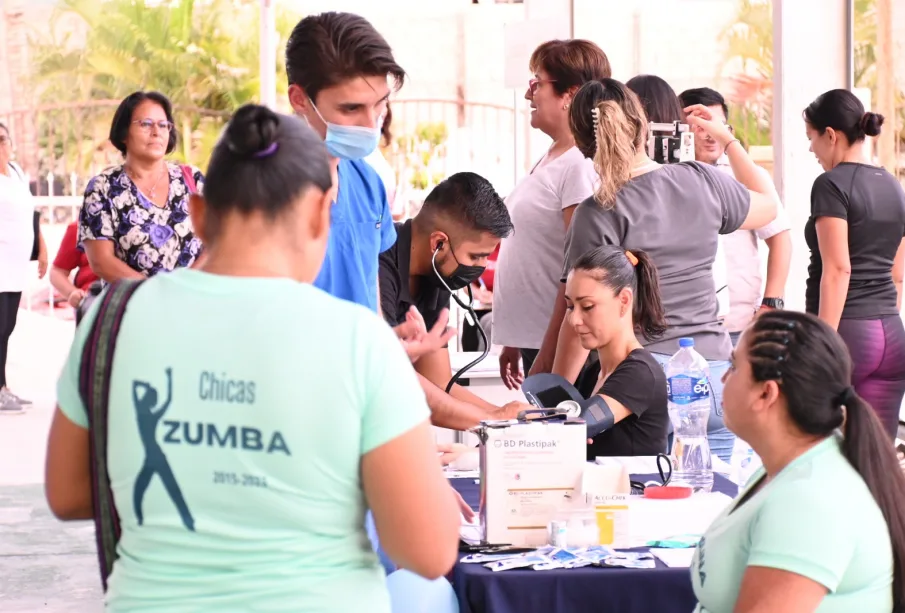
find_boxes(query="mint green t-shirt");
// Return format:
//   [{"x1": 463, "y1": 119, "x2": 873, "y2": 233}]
[
  {"x1": 57, "y1": 269, "x2": 430, "y2": 613},
  {"x1": 691, "y1": 435, "x2": 893, "y2": 613}
]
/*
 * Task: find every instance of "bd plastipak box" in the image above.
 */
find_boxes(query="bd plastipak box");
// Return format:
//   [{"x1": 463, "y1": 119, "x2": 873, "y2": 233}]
[{"x1": 477, "y1": 417, "x2": 587, "y2": 546}]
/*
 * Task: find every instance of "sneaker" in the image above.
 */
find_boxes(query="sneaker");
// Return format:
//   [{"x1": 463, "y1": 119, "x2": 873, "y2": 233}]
[
  {"x1": 0, "y1": 392, "x2": 23, "y2": 414},
  {"x1": 1, "y1": 389, "x2": 30, "y2": 405}
]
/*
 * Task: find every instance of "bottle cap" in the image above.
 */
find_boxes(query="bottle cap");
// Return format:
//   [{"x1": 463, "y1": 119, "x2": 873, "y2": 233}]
[
  {"x1": 643, "y1": 485, "x2": 693, "y2": 499},
  {"x1": 678, "y1": 338, "x2": 694, "y2": 348}
]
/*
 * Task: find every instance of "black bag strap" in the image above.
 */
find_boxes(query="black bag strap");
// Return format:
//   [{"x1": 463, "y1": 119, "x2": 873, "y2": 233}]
[{"x1": 78, "y1": 279, "x2": 144, "y2": 591}]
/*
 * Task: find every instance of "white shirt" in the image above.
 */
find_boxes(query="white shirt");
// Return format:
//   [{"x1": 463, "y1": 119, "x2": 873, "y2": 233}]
[
  {"x1": 0, "y1": 162, "x2": 34, "y2": 292},
  {"x1": 493, "y1": 147, "x2": 597, "y2": 349},
  {"x1": 716, "y1": 160, "x2": 791, "y2": 331}
]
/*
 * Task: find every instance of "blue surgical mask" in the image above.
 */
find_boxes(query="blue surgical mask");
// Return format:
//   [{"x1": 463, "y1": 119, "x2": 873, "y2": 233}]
[{"x1": 309, "y1": 99, "x2": 382, "y2": 160}]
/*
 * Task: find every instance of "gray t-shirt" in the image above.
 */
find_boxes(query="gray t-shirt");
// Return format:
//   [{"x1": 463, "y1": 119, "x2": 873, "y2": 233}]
[{"x1": 562, "y1": 162, "x2": 751, "y2": 360}]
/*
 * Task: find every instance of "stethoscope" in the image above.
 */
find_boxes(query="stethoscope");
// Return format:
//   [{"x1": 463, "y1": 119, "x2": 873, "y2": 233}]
[
  {"x1": 629, "y1": 454, "x2": 673, "y2": 494},
  {"x1": 432, "y1": 244, "x2": 490, "y2": 394}
]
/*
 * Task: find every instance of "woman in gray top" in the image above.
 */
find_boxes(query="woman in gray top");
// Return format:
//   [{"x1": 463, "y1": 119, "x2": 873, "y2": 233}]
[{"x1": 545, "y1": 78, "x2": 779, "y2": 461}]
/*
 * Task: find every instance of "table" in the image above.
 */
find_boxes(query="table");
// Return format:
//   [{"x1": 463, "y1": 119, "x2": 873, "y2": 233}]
[{"x1": 450, "y1": 474, "x2": 738, "y2": 613}]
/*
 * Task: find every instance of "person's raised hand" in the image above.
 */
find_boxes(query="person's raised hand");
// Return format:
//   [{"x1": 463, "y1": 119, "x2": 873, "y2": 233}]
[
  {"x1": 498, "y1": 346, "x2": 524, "y2": 390},
  {"x1": 683, "y1": 104, "x2": 735, "y2": 149},
  {"x1": 393, "y1": 305, "x2": 427, "y2": 341},
  {"x1": 399, "y1": 308, "x2": 456, "y2": 363}
]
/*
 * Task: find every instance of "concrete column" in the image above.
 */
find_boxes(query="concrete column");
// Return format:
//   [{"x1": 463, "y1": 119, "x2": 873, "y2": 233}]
[
  {"x1": 259, "y1": 0, "x2": 277, "y2": 109},
  {"x1": 772, "y1": 0, "x2": 851, "y2": 310}
]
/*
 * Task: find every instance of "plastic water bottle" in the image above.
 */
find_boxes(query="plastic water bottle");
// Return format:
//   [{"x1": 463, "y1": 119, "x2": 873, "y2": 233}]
[{"x1": 666, "y1": 338, "x2": 714, "y2": 493}]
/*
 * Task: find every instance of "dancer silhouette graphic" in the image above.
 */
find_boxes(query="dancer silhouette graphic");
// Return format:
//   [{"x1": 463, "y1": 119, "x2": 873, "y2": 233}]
[{"x1": 132, "y1": 367, "x2": 195, "y2": 531}]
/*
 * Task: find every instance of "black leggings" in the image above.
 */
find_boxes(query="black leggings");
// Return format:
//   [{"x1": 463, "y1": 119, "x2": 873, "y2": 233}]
[{"x1": 0, "y1": 292, "x2": 22, "y2": 389}]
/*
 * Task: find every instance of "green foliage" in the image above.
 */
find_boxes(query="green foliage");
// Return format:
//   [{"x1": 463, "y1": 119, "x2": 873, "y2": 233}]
[
  {"x1": 28, "y1": 0, "x2": 300, "y2": 174},
  {"x1": 720, "y1": 0, "x2": 903, "y2": 149},
  {"x1": 393, "y1": 122, "x2": 449, "y2": 190}
]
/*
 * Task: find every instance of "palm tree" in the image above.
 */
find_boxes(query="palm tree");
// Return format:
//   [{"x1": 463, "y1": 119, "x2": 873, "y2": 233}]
[
  {"x1": 719, "y1": 0, "x2": 897, "y2": 150},
  {"x1": 28, "y1": 0, "x2": 298, "y2": 177}
]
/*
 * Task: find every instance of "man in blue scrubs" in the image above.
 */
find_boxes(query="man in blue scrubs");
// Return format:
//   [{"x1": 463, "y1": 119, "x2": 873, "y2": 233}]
[
  {"x1": 285, "y1": 12, "x2": 470, "y2": 577},
  {"x1": 285, "y1": 12, "x2": 403, "y2": 312}
]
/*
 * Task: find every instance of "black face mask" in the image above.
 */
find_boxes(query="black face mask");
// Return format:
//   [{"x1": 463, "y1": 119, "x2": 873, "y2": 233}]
[{"x1": 432, "y1": 241, "x2": 485, "y2": 292}]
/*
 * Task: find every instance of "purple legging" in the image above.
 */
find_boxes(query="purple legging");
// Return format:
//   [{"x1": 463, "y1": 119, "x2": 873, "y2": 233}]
[{"x1": 837, "y1": 316, "x2": 905, "y2": 440}]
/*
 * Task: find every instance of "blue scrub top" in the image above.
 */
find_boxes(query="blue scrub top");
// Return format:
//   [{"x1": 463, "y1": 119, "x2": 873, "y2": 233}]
[{"x1": 314, "y1": 159, "x2": 397, "y2": 312}]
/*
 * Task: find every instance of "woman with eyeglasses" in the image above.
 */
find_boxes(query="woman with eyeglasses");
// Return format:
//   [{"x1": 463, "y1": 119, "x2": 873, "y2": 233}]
[
  {"x1": 494, "y1": 39, "x2": 611, "y2": 388},
  {"x1": 79, "y1": 91, "x2": 204, "y2": 282}
]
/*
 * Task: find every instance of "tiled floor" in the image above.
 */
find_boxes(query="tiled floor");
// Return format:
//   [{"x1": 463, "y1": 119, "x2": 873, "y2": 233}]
[{"x1": 0, "y1": 311, "x2": 103, "y2": 612}]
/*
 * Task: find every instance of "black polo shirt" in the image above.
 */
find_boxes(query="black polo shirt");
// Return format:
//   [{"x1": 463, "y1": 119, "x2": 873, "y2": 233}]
[{"x1": 378, "y1": 220, "x2": 451, "y2": 330}]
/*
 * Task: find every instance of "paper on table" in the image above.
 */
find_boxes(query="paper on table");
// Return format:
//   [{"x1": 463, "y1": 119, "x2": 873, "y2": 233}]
[
  {"x1": 449, "y1": 351, "x2": 499, "y2": 374},
  {"x1": 595, "y1": 456, "x2": 664, "y2": 474},
  {"x1": 460, "y1": 522, "x2": 483, "y2": 545},
  {"x1": 445, "y1": 469, "x2": 480, "y2": 479},
  {"x1": 712, "y1": 455, "x2": 732, "y2": 477},
  {"x1": 650, "y1": 548, "x2": 695, "y2": 568},
  {"x1": 582, "y1": 462, "x2": 631, "y2": 496},
  {"x1": 627, "y1": 492, "x2": 732, "y2": 548}
]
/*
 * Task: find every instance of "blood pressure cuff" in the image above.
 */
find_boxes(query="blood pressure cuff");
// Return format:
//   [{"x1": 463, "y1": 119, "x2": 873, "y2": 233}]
[{"x1": 579, "y1": 395, "x2": 615, "y2": 439}]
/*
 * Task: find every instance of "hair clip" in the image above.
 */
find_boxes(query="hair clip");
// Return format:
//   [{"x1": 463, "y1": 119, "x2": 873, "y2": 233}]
[
  {"x1": 591, "y1": 106, "x2": 601, "y2": 146},
  {"x1": 253, "y1": 142, "x2": 279, "y2": 159}
]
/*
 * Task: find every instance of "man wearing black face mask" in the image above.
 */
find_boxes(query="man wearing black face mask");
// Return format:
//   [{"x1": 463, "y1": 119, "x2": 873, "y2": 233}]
[{"x1": 379, "y1": 172, "x2": 525, "y2": 429}]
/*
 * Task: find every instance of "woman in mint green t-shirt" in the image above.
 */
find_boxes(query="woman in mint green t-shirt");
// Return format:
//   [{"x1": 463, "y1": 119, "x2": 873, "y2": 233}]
[
  {"x1": 692, "y1": 310, "x2": 905, "y2": 613},
  {"x1": 44, "y1": 105, "x2": 461, "y2": 612}
]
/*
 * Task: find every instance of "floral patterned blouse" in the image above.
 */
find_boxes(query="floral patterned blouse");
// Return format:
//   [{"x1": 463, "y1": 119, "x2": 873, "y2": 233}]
[{"x1": 78, "y1": 162, "x2": 204, "y2": 277}]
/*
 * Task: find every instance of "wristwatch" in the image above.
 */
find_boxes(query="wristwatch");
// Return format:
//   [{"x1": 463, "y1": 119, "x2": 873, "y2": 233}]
[{"x1": 761, "y1": 297, "x2": 784, "y2": 309}]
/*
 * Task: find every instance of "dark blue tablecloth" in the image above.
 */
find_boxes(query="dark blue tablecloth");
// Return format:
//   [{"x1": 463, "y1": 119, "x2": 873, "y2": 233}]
[{"x1": 450, "y1": 473, "x2": 737, "y2": 613}]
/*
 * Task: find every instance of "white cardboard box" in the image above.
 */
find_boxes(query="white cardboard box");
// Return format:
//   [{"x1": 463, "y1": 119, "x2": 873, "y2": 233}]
[{"x1": 478, "y1": 418, "x2": 587, "y2": 546}]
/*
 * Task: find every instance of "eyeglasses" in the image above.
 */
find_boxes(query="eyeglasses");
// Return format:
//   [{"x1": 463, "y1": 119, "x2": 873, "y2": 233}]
[
  {"x1": 133, "y1": 119, "x2": 174, "y2": 132},
  {"x1": 528, "y1": 77, "x2": 557, "y2": 95}
]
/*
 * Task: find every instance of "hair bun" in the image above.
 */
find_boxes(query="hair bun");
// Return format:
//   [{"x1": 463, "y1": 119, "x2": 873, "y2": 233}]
[
  {"x1": 225, "y1": 104, "x2": 280, "y2": 158},
  {"x1": 859, "y1": 111, "x2": 885, "y2": 137}
]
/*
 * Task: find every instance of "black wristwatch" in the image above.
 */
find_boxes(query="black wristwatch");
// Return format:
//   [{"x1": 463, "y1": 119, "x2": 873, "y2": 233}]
[{"x1": 761, "y1": 297, "x2": 784, "y2": 309}]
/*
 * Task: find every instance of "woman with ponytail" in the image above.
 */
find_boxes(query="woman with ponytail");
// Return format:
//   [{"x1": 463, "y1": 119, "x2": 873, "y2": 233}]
[
  {"x1": 803, "y1": 88, "x2": 905, "y2": 440},
  {"x1": 693, "y1": 310, "x2": 905, "y2": 612},
  {"x1": 565, "y1": 245, "x2": 669, "y2": 459},
  {"x1": 546, "y1": 77, "x2": 780, "y2": 462}
]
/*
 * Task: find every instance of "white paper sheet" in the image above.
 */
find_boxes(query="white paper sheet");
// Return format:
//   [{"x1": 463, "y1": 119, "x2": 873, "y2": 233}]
[
  {"x1": 460, "y1": 522, "x2": 483, "y2": 545},
  {"x1": 627, "y1": 492, "x2": 732, "y2": 548},
  {"x1": 650, "y1": 548, "x2": 696, "y2": 568},
  {"x1": 444, "y1": 469, "x2": 480, "y2": 479}
]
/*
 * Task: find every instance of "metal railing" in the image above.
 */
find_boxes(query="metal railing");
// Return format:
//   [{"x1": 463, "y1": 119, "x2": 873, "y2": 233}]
[{"x1": 2, "y1": 98, "x2": 532, "y2": 201}]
